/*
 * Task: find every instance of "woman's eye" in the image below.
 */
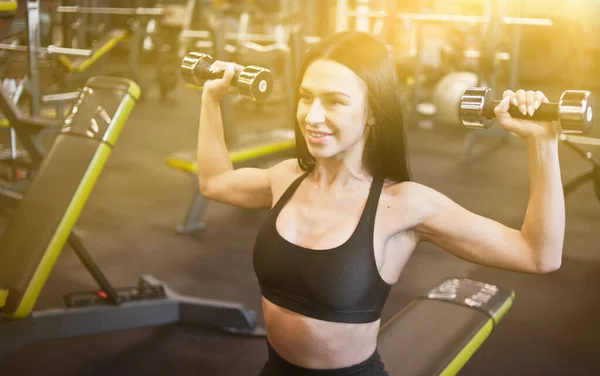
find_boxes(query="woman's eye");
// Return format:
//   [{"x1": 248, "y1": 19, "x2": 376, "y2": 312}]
[{"x1": 326, "y1": 99, "x2": 341, "y2": 106}]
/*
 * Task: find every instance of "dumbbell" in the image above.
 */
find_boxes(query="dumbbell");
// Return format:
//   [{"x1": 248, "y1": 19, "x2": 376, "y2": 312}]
[
  {"x1": 180, "y1": 52, "x2": 273, "y2": 102},
  {"x1": 460, "y1": 88, "x2": 594, "y2": 134}
]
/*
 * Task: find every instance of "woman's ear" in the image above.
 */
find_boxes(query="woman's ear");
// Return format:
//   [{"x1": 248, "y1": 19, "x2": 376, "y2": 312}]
[
  {"x1": 365, "y1": 100, "x2": 376, "y2": 126},
  {"x1": 367, "y1": 112, "x2": 376, "y2": 126}
]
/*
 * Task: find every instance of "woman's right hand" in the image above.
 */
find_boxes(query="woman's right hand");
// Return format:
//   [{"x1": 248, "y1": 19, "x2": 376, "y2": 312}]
[{"x1": 202, "y1": 60, "x2": 244, "y2": 102}]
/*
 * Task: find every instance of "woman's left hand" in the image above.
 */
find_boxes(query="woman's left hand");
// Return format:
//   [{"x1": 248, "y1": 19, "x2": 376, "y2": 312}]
[{"x1": 494, "y1": 89, "x2": 558, "y2": 142}]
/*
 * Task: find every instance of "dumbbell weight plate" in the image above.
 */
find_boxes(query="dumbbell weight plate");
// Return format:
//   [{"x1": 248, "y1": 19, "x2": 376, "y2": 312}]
[
  {"x1": 459, "y1": 87, "x2": 495, "y2": 130},
  {"x1": 559, "y1": 91, "x2": 594, "y2": 135},
  {"x1": 237, "y1": 66, "x2": 273, "y2": 102},
  {"x1": 181, "y1": 51, "x2": 213, "y2": 87}
]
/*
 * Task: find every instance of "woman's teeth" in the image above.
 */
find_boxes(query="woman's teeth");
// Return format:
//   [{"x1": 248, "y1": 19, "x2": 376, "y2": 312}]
[{"x1": 308, "y1": 131, "x2": 331, "y2": 137}]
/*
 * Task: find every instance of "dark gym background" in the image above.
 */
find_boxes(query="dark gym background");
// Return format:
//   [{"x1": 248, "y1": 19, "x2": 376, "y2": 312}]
[{"x1": 1, "y1": 0, "x2": 600, "y2": 375}]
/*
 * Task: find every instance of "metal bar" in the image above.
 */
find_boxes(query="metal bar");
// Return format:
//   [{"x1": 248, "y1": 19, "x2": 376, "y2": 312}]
[
  {"x1": 67, "y1": 232, "x2": 122, "y2": 305},
  {"x1": 128, "y1": 19, "x2": 143, "y2": 94},
  {"x1": 41, "y1": 91, "x2": 80, "y2": 104},
  {"x1": 9, "y1": 79, "x2": 25, "y2": 164},
  {"x1": 0, "y1": 43, "x2": 92, "y2": 56},
  {"x1": 0, "y1": 43, "x2": 31, "y2": 51},
  {"x1": 336, "y1": 0, "x2": 348, "y2": 32},
  {"x1": 46, "y1": 45, "x2": 92, "y2": 56},
  {"x1": 397, "y1": 13, "x2": 552, "y2": 27},
  {"x1": 503, "y1": 16, "x2": 552, "y2": 26},
  {"x1": 561, "y1": 135, "x2": 600, "y2": 147},
  {"x1": 213, "y1": 14, "x2": 236, "y2": 145},
  {"x1": 241, "y1": 41, "x2": 290, "y2": 52},
  {"x1": 304, "y1": 35, "x2": 321, "y2": 44},
  {"x1": 348, "y1": 10, "x2": 386, "y2": 18},
  {"x1": 182, "y1": 0, "x2": 195, "y2": 31},
  {"x1": 509, "y1": 24, "x2": 521, "y2": 89},
  {"x1": 180, "y1": 29, "x2": 210, "y2": 39},
  {"x1": 56, "y1": 6, "x2": 165, "y2": 16},
  {"x1": 27, "y1": 0, "x2": 41, "y2": 116},
  {"x1": 181, "y1": 29, "x2": 320, "y2": 44},
  {"x1": 464, "y1": 50, "x2": 511, "y2": 61},
  {"x1": 9, "y1": 128, "x2": 17, "y2": 165}
]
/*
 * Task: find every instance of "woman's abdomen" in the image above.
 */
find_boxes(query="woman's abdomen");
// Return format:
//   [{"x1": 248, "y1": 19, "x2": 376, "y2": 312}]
[{"x1": 261, "y1": 297, "x2": 380, "y2": 370}]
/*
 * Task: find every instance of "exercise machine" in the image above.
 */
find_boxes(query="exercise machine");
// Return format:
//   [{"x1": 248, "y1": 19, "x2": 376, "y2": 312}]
[
  {"x1": 0, "y1": 75, "x2": 61, "y2": 199},
  {"x1": 0, "y1": 75, "x2": 267, "y2": 365},
  {"x1": 54, "y1": 2, "x2": 179, "y2": 97}
]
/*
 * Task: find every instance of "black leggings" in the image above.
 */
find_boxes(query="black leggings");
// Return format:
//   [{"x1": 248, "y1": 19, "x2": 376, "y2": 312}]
[{"x1": 257, "y1": 340, "x2": 389, "y2": 376}]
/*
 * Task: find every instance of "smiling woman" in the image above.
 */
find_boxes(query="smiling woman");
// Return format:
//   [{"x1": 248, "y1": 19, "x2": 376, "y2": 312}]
[
  {"x1": 294, "y1": 32, "x2": 410, "y2": 183},
  {"x1": 195, "y1": 28, "x2": 565, "y2": 376}
]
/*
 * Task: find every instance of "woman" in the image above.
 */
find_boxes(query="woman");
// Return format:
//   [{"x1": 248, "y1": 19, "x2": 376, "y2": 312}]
[{"x1": 196, "y1": 31, "x2": 563, "y2": 376}]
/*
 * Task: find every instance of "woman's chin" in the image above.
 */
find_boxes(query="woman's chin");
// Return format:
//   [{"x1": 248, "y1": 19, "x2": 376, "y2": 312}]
[{"x1": 307, "y1": 145, "x2": 333, "y2": 159}]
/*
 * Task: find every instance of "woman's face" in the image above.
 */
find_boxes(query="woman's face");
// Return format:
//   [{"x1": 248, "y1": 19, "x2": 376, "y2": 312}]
[{"x1": 296, "y1": 59, "x2": 374, "y2": 160}]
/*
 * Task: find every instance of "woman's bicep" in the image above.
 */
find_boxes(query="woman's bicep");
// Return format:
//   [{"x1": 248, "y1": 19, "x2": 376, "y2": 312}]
[{"x1": 412, "y1": 186, "x2": 539, "y2": 273}]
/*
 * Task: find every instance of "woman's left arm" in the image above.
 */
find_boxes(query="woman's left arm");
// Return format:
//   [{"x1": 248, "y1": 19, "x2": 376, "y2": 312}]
[
  {"x1": 413, "y1": 89, "x2": 564, "y2": 274},
  {"x1": 518, "y1": 134, "x2": 564, "y2": 272}
]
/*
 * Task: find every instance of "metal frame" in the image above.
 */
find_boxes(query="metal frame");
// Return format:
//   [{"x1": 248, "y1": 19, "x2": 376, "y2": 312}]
[
  {"x1": 51, "y1": 1, "x2": 177, "y2": 98},
  {"x1": 56, "y1": 6, "x2": 166, "y2": 16},
  {"x1": 0, "y1": 82, "x2": 61, "y2": 168},
  {"x1": 26, "y1": 0, "x2": 41, "y2": 115},
  {"x1": 0, "y1": 43, "x2": 92, "y2": 56},
  {"x1": 561, "y1": 135, "x2": 600, "y2": 201},
  {"x1": 0, "y1": 0, "x2": 92, "y2": 118},
  {"x1": 0, "y1": 80, "x2": 62, "y2": 199},
  {"x1": 0, "y1": 274, "x2": 264, "y2": 363},
  {"x1": 0, "y1": 201, "x2": 264, "y2": 362},
  {"x1": 333, "y1": 1, "x2": 556, "y2": 164},
  {"x1": 396, "y1": 5, "x2": 553, "y2": 163},
  {"x1": 398, "y1": 14, "x2": 552, "y2": 111}
]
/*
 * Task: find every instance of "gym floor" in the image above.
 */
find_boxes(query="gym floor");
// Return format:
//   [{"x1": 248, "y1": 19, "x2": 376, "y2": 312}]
[{"x1": 1, "y1": 80, "x2": 599, "y2": 376}]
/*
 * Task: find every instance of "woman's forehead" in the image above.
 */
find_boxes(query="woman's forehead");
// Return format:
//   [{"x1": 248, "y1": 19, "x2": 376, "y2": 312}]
[{"x1": 301, "y1": 60, "x2": 367, "y2": 94}]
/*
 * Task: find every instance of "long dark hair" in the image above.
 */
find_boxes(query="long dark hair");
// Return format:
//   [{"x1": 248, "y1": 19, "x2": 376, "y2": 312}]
[{"x1": 294, "y1": 31, "x2": 410, "y2": 183}]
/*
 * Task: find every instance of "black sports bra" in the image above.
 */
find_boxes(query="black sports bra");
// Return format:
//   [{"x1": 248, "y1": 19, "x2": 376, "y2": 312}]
[{"x1": 252, "y1": 172, "x2": 392, "y2": 323}]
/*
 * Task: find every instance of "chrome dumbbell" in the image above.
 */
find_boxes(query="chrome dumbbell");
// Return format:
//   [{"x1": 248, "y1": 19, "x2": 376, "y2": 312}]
[
  {"x1": 460, "y1": 87, "x2": 594, "y2": 134},
  {"x1": 181, "y1": 52, "x2": 273, "y2": 102}
]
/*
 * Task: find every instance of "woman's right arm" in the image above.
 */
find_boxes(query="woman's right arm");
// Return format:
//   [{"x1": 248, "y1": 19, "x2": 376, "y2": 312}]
[{"x1": 196, "y1": 62, "x2": 276, "y2": 210}]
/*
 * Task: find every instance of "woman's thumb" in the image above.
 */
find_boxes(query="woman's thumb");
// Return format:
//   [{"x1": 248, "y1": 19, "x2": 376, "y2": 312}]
[{"x1": 221, "y1": 63, "x2": 236, "y2": 83}]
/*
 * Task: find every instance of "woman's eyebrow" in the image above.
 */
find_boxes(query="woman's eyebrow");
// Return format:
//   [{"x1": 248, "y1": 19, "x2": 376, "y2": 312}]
[{"x1": 299, "y1": 87, "x2": 351, "y2": 98}]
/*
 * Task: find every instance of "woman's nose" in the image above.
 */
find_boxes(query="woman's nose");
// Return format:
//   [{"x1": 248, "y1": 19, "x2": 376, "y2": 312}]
[{"x1": 305, "y1": 101, "x2": 325, "y2": 124}]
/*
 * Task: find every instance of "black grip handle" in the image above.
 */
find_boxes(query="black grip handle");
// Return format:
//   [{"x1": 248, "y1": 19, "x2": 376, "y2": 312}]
[
  {"x1": 204, "y1": 69, "x2": 241, "y2": 87},
  {"x1": 195, "y1": 59, "x2": 240, "y2": 87},
  {"x1": 484, "y1": 100, "x2": 559, "y2": 121}
]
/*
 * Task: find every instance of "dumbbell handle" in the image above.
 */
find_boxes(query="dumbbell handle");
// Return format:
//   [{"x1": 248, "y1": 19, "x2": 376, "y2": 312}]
[
  {"x1": 484, "y1": 100, "x2": 559, "y2": 122},
  {"x1": 194, "y1": 59, "x2": 241, "y2": 87}
]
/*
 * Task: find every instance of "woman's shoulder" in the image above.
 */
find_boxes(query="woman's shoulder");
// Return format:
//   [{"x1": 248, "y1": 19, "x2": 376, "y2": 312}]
[
  {"x1": 267, "y1": 158, "x2": 305, "y2": 196},
  {"x1": 382, "y1": 180, "x2": 446, "y2": 224},
  {"x1": 384, "y1": 180, "x2": 432, "y2": 198},
  {"x1": 268, "y1": 158, "x2": 303, "y2": 181}
]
